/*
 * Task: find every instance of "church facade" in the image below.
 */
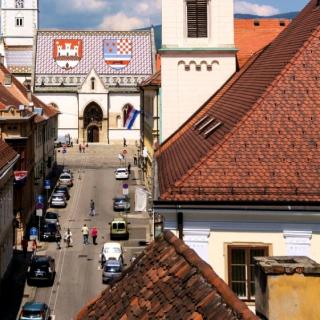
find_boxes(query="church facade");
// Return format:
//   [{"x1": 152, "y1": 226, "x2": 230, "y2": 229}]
[{"x1": 33, "y1": 31, "x2": 155, "y2": 143}]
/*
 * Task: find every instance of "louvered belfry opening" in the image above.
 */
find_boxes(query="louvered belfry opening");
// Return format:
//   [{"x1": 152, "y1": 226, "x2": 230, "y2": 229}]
[{"x1": 186, "y1": 0, "x2": 208, "y2": 38}]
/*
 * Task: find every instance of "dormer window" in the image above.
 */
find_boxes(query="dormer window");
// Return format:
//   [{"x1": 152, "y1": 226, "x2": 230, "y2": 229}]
[
  {"x1": 4, "y1": 74, "x2": 12, "y2": 86},
  {"x1": 186, "y1": 0, "x2": 208, "y2": 38},
  {"x1": 91, "y1": 77, "x2": 95, "y2": 90},
  {"x1": 15, "y1": 0, "x2": 24, "y2": 9}
]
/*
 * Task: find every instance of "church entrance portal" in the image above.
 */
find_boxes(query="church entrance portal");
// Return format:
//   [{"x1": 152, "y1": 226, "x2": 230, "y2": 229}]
[
  {"x1": 83, "y1": 102, "x2": 103, "y2": 143},
  {"x1": 87, "y1": 126, "x2": 99, "y2": 143}
]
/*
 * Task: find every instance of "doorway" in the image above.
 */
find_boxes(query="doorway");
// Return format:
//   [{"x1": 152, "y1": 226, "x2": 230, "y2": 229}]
[{"x1": 87, "y1": 126, "x2": 99, "y2": 143}]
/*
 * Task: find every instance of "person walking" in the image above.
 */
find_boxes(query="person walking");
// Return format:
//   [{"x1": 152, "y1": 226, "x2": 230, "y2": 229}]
[
  {"x1": 128, "y1": 163, "x2": 131, "y2": 175},
  {"x1": 90, "y1": 199, "x2": 95, "y2": 216},
  {"x1": 123, "y1": 137, "x2": 127, "y2": 147},
  {"x1": 64, "y1": 228, "x2": 73, "y2": 247},
  {"x1": 81, "y1": 224, "x2": 89, "y2": 244},
  {"x1": 79, "y1": 144, "x2": 82, "y2": 153},
  {"x1": 32, "y1": 239, "x2": 37, "y2": 255},
  {"x1": 55, "y1": 230, "x2": 61, "y2": 250},
  {"x1": 133, "y1": 155, "x2": 137, "y2": 165},
  {"x1": 91, "y1": 227, "x2": 98, "y2": 245}
]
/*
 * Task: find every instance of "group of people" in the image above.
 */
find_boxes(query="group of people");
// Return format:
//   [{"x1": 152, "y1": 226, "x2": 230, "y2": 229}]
[
  {"x1": 81, "y1": 224, "x2": 98, "y2": 245},
  {"x1": 78, "y1": 143, "x2": 88, "y2": 153}
]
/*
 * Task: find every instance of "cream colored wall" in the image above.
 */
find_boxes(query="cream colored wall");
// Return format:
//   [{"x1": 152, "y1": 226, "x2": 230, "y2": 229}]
[
  {"x1": 162, "y1": 0, "x2": 234, "y2": 48},
  {"x1": 161, "y1": 54, "x2": 236, "y2": 140},
  {"x1": 207, "y1": 231, "x2": 320, "y2": 282}
]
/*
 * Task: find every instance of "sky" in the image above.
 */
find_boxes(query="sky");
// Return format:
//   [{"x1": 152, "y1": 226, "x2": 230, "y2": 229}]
[{"x1": 39, "y1": 0, "x2": 310, "y2": 31}]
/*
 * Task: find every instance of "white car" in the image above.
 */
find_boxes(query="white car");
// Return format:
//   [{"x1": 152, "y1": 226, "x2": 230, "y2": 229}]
[
  {"x1": 114, "y1": 168, "x2": 129, "y2": 180},
  {"x1": 99, "y1": 242, "x2": 123, "y2": 266},
  {"x1": 50, "y1": 193, "x2": 67, "y2": 208},
  {"x1": 58, "y1": 173, "x2": 73, "y2": 187}
]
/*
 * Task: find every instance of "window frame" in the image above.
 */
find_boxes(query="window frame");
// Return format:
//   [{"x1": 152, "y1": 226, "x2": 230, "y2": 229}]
[
  {"x1": 186, "y1": 0, "x2": 208, "y2": 38},
  {"x1": 227, "y1": 245, "x2": 269, "y2": 302},
  {"x1": 15, "y1": 17, "x2": 24, "y2": 27}
]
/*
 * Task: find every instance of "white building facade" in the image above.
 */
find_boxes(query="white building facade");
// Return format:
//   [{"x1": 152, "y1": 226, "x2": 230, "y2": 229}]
[
  {"x1": 0, "y1": 0, "x2": 38, "y2": 81},
  {"x1": 160, "y1": 0, "x2": 237, "y2": 141},
  {"x1": 33, "y1": 31, "x2": 155, "y2": 144}
]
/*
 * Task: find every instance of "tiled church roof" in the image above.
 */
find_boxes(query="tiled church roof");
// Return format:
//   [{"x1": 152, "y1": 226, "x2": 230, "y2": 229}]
[
  {"x1": 5, "y1": 46, "x2": 33, "y2": 74},
  {"x1": 76, "y1": 231, "x2": 257, "y2": 320},
  {"x1": 156, "y1": 0, "x2": 320, "y2": 203},
  {"x1": 35, "y1": 30, "x2": 153, "y2": 76}
]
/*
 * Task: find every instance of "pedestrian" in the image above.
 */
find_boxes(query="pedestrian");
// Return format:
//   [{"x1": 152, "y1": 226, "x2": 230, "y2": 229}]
[
  {"x1": 64, "y1": 228, "x2": 73, "y2": 247},
  {"x1": 133, "y1": 154, "x2": 137, "y2": 165},
  {"x1": 32, "y1": 239, "x2": 37, "y2": 254},
  {"x1": 91, "y1": 226, "x2": 98, "y2": 245},
  {"x1": 81, "y1": 224, "x2": 89, "y2": 244},
  {"x1": 79, "y1": 144, "x2": 82, "y2": 153},
  {"x1": 90, "y1": 199, "x2": 95, "y2": 216},
  {"x1": 128, "y1": 163, "x2": 131, "y2": 175},
  {"x1": 21, "y1": 237, "x2": 28, "y2": 258},
  {"x1": 55, "y1": 231, "x2": 61, "y2": 250},
  {"x1": 123, "y1": 137, "x2": 127, "y2": 147},
  {"x1": 82, "y1": 144, "x2": 86, "y2": 153}
]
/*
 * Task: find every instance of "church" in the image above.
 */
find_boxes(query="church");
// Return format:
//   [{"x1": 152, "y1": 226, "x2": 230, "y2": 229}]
[{"x1": 0, "y1": 0, "x2": 156, "y2": 144}]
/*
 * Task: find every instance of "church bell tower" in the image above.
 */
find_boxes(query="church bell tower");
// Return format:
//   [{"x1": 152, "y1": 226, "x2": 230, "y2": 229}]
[
  {"x1": 1, "y1": 0, "x2": 39, "y2": 46},
  {"x1": 160, "y1": 0, "x2": 236, "y2": 141}
]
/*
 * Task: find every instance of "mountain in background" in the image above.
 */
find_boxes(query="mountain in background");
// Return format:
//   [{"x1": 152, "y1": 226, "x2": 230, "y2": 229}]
[{"x1": 144, "y1": 12, "x2": 298, "y2": 50}]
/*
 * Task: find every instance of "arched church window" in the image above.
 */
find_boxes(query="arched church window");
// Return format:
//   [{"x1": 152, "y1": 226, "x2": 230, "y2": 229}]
[
  {"x1": 122, "y1": 104, "x2": 133, "y2": 127},
  {"x1": 186, "y1": 0, "x2": 208, "y2": 38},
  {"x1": 84, "y1": 103, "x2": 103, "y2": 128},
  {"x1": 91, "y1": 77, "x2": 95, "y2": 90},
  {"x1": 15, "y1": 0, "x2": 24, "y2": 9}
]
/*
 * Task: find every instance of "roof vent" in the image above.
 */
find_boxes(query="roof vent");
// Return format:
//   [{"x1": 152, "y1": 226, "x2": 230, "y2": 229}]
[
  {"x1": 193, "y1": 115, "x2": 209, "y2": 129},
  {"x1": 279, "y1": 20, "x2": 286, "y2": 27},
  {"x1": 254, "y1": 20, "x2": 260, "y2": 26},
  {"x1": 204, "y1": 121, "x2": 222, "y2": 138},
  {"x1": 198, "y1": 118, "x2": 215, "y2": 132}
]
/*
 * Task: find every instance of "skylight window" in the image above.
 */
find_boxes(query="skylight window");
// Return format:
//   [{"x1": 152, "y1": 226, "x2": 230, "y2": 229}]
[
  {"x1": 204, "y1": 121, "x2": 222, "y2": 138},
  {"x1": 193, "y1": 115, "x2": 209, "y2": 129}
]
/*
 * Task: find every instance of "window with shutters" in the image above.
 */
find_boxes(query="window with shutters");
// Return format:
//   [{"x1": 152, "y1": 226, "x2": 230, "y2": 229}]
[
  {"x1": 186, "y1": 0, "x2": 208, "y2": 38},
  {"x1": 228, "y1": 245, "x2": 268, "y2": 301}
]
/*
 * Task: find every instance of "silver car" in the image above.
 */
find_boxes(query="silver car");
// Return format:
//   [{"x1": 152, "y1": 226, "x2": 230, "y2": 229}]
[
  {"x1": 50, "y1": 193, "x2": 66, "y2": 208},
  {"x1": 58, "y1": 173, "x2": 73, "y2": 187},
  {"x1": 102, "y1": 259, "x2": 123, "y2": 284}
]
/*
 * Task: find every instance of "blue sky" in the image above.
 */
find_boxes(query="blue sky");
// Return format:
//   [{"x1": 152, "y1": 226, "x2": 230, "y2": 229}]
[{"x1": 39, "y1": 0, "x2": 310, "y2": 30}]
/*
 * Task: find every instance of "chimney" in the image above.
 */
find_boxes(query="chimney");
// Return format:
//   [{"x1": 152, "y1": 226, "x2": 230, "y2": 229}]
[{"x1": 254, "y1": 256, "x2": 320, "y2": 320}]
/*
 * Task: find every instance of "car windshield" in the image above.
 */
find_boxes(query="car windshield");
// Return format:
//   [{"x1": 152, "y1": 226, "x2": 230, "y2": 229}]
[
  {"x1": 117, "y1": 169, "x2": 127, "y2": 173},
  {"x1": 105, "y1": 247, "x2": 121, "y2": 254},
  {"x1": 45, "y1": 213, "x2": 57, "y2": 219},
  {"x1": 113, "y1": 222, "x2": 125, "y2": 230},
  {"x1": 43, "y1": 224, "x2": 57, "y2": 231},
  {"x1": 104, "y1": 265, "x2": 121, "y2": 272},
  {"x1": 60, "y1": 175, "x2": 70, "y2": 179},
  {"x1": 52, "y1": 195, "x2": 63, "y2": 199},
  {"x1": 22, "y1": 310, "x2": 43, "y2": 317},
  {"x1": 32, "y1": 260, "x2": 49, "y2": 268}
]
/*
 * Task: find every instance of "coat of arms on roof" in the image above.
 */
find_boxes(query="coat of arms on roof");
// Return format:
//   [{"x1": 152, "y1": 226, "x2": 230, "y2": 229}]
[
  {"x1": 103, "y1": 39, "x2": 132, "y2": 70},
  {"x1": 53, "y1": 39, "x2": 83, "y2": 70}
]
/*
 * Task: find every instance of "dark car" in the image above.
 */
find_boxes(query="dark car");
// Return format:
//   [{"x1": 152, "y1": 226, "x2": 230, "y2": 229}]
[
  {"x1": 102, "y1": 258, "x2": 123, "y2": 284},
  {"x1": 27, "y1": 255, "x2": 55, "y2": 286},
  {"x1": 18, "y1": 302, "x2": 51, "y2": 320},
  {"x1": 54, "y1": 185, "x2": 70, "y2": 200},
  {"x1": 44, "y1": 211, "x2": 59, "y2": 224},
  {"x1": 40, "y1": 222, "x2": 61, "y2": 242},
  {"x1": 113, "y1": 196, "x2": 130, "y2": 211}
]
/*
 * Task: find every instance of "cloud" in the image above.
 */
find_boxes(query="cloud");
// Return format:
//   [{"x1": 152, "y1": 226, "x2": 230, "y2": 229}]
[
  {"x1": 58, "y1": 0, "x2": 108, "y2": 12},
  {"x1": 234, "y1": 1, "x2": 279, "y2": 16},
  {"x1": 98, "y1": 12, "x2": 146, "y2": 30}
]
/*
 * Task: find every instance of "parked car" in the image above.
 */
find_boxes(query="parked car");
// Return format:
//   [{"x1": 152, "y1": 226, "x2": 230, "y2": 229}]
[
  {"x1": 18, "y1": 302, "x2": 51, "y2": 320},
  {"x1": 44, "y1": 211, "x2": 59, "y2": 224},
  {"x1": 113, "y1": 196, "x2": 130, "y2": 211},
  {"x1": 50, "y1": 193, "x2": 67, "y2": 208},
  {"x1": 40, "y1": 222, "x2": 61, "y2": 242},
  {"x1": 99, "y1": 242, "x2": 124, "y2": 266},
  {"x1": 27, "y1": 255, "x2": 55, "y2": 286},
  {"x1": 58, "y1": 173, "x2": 73, "y2": 187},
  {"x1": 102, "y1": 258, "x2": 123, "y2": 284},
  {"x1": 109, "y1": 216, "x2": 130, "y2": 240},
  {"x1": 114, "y1": 168, "x2": 129, "y2": 180},
  {"x1": 54, "y1": 185, "x2": 70, "y2": 200}
]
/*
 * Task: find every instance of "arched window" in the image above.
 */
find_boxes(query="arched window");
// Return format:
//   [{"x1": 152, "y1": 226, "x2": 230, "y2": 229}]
[
  {"x1": 122, "y1": 104, "x2": 133, "y2": 127},
  {"x1": 91, "y1": 77, "x2": 95, "y2": 90},
  {"x1": 15, "y1": 0, "x2": 24, "y2": 9},
  {"x1": 84, "y1": 103, "x2": 103, "y2": 128}
]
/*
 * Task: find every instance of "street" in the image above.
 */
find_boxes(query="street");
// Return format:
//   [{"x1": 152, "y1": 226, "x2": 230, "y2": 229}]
[{"x1": 31, "y1": 145, "x2": 150, "y2": 320}]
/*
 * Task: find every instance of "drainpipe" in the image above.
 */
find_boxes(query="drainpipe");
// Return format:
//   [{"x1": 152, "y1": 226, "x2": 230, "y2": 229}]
[
  {"x1": 177, "y1": 211, "x2": 183, "y2": 239},
  {"x1": 107, "y1": 93, "x2": 110, "y2": 144}
]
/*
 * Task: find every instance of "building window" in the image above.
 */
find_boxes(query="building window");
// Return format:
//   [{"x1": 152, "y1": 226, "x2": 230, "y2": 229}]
[
  {"x1": 15, "y1": 0, "x2": 24, "y2": 8},
  {"x1": 91, "y1": 77, "x2": 95, "y2": 90},
  {"x1": 16, "y1": 17, "x2": 24, "y2": 27},
  {"x1": 186, "y1": 0, "x2": 208, "y2": 38},
  {"x1": 228, "y1": 245, "x2": 268, "y2": 301}
]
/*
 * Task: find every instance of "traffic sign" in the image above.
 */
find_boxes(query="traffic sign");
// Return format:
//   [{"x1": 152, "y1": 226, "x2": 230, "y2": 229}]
[
  {"x1": 29, "y1": 227, "x2": 38, "y2": 240},
  {"x1": 36, "y1": 208, "x2": 43, "y2": 217},
  {"x1": 123, "y1": 183, "x2": 129, "y2": 195},
  {"x1": 36, "y1": 202, "x2": 44, "y2": 210},
  {"x1": 36, "y1": 195, "x2": 44, "y2": 204},
  {"x1": 44, "y1": 180, "x2": 51, "y2": 190}
]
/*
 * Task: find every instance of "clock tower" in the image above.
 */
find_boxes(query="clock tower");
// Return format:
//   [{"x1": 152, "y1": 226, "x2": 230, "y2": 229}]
[
  {"x1": 1, "y1": 0, "x2": 39, "y2": 46},
  {"x1": 160, "y1": 0, "x2": 237, "y2": 141}
]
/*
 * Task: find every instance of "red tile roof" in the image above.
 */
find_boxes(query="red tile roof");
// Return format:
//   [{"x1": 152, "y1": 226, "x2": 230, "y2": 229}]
[
  {"x1": 156, "y1": 0, "x2": 320, "y2": 203},
  {"x1": 140, "y1": 70, "x2": 161, "y2": 87},
  {"x1": 76, "y1": 231, "x2": 257, "y2": 320},
  {"x1": 0, "y1": 139, "x2": 18, "y2": 171}
]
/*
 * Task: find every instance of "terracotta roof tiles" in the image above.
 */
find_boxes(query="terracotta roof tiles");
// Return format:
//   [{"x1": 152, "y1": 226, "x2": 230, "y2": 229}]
[
  {"x1": 156, "y1": 0, "x2": 320, "y2": 203},
  {"x1": 0, "y1": 139, "x2": 18, "y2": 171},
  {"x1": 76, "y1": 231, "x2": 257, "y2": 320}
]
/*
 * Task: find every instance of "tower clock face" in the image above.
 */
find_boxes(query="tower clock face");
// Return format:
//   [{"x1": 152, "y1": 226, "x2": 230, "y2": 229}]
[{"x1": 15, "y1": 0, "x2": 24, "y2": 8}]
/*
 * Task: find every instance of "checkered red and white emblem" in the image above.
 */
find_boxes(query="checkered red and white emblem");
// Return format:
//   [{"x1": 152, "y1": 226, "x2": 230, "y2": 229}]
[{"x1": 118, "y1": 39, "x2": 132, "y2": 55}]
